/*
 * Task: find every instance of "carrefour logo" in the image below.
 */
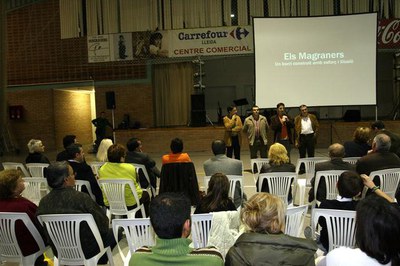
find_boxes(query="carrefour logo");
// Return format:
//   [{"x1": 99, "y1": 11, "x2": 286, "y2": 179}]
[
  {"x1": 230, "y1": 27, "x2": 249, "y2": 40},
  {"x1": 177, "y1": 27, "x2": 249, "y2": 41}
]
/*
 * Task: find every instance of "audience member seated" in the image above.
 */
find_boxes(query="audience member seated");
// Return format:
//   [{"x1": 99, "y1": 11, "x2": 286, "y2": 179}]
[
  {"x1": 37, "y1": 162, "x2": 116, "y2": 264},
  {"x1": 0, "y1": 169, "x2": 48, "y2": 266},
  {"x1": 125, "y1": 137, "x2": 160, "y2": 190},
  {"x1": 67, "y1": 143, "x2": 104, "y2": 206},
  {"x1": 194, "y1": 173, "x2": 236, "y2": 214},
  {"x1": 162, "y1": 138, "x2": 191, "y2": 165},
  {"x1": 56, "y1": 134, "x2": 77, "y2": 161},
  {"x1": 225, "y1": 193, "x2": 317, "y2": 265},
  {"x1": 356, "y1": 133, "x2": 400, "y2": 201},
  {"x1": 343, "y1": 127, "x2": 371, "y2": 157},
  {"x1": 129, "y1": 192, "x2": 224, "y2": 266},
  {"x1": 96, "y1": 138, "x2": 113, "y2": 162},
  {"x1": 309, "y1": 143, "x2": 355, "y2": 202},
  {"x1": 26, "y1": 139, "x2": 50, "y2": 164},
  {"x1": 371, "y1": 120, "x2": 400, "y2": 157},
  {"x1": 259, "y1": 143, "x2": 295, "y2": 203},
  {"x1": 317, "y1": 171, "x2": 364, "y2": 253},
  {"x1": 356, "y1": 134, "x2": 400, "y2": 176},
  {"x1": 319, "y1": 194, "x2": 400, "y2": 266},
  {"x1": 203, "y1": 139, "x2": 243, "y2": 207},
  {"x1": 98, "y1": 144, "x2": 150, "y2": 216}
]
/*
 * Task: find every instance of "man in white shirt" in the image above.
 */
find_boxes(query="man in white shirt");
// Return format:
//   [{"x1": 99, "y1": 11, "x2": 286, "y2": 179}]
[{"x1": 294, "y1": 104, "x2": 319, "y2": 159}]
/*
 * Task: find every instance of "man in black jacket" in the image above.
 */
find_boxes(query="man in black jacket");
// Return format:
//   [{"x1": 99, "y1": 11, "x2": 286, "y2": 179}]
[
  {"x1": 67, "y1": 143, "x2": 104, "y2": 206},
  {"x1": 125, "y1": 138, "x2": 160, "y2": 190}
]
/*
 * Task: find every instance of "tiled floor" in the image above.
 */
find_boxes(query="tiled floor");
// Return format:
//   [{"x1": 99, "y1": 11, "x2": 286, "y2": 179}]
[{"x1": 0, "y1": 147, "x2": 330, "y2": 265}]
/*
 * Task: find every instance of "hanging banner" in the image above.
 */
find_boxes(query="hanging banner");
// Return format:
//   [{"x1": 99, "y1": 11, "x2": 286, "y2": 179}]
[{"x1": 169, "y1": 26, "x2": 253, "y2": 57}]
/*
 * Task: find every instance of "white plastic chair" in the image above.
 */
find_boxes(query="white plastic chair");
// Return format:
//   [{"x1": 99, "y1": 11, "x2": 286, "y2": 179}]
[
  {"x1": 22, "y1": 177, "x2": 49, "y2": 205},
  {"x1": 2, "y1": 162, "x2": 31, "y2": 177},
  {"x1": 38, "y1": 213, "x2": 114, "y2": 266},
  {"x1": 98, "y1": 179, "x2": 146, "y2": 218},
  {"x1": 366, "y1": 168, "x2": 400, "y2": 198},
  {"x1": 342, "y1": 157, "x2": 360, "y2": 165},
  {"x1": 131, "y1": 163, "x2": 156, "y2": 197},
  {"x1": 250, "y1": 158, "x2": 269, "y2": 182},
  {"x1": 25, "y1": 163, "x2": 49, "y2": 177},
  {"x1": 74, "y1": 180, "x2": 96, "y2": 201},
  {"x1": 191, "y1": 213, "x2": 213, "y2": 248},
  {"x1": 285, "y1": 205, "x2": 308, "y2": 237},
  {"x1": 0, "y1": 212, "x2": 49, "y2": 266},
  {"x1": 314, "y1": 170, "x2": 345, "y2": 203},
  {"x1": 204, "y1": 175, "x2": 243, "y2": 204},
  {"x1": 295, "y1": 157, "x2": 328, "y2": 185},
  {"x1": 87, "y1": 161, "x2": 104, "y2": 176},
  {"x1": 112, "y1": 218, "x2": 155, "y2": 266},
  {"x1": 258, "y1": 172, "x2": 297, "y2": 206},
  {"x1": 312, "y1": 209, "x2": 357, "y2": 252}
]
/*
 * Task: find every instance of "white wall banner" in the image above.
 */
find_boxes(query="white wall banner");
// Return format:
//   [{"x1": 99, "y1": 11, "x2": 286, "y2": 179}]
[
  {"x1": 169, "y1": 26, "x2": 253, "y2": 57},
  {"x1": 87, "y1": 35, "x2": 111, "y2": 63},
  {"x1": 87, "y1": 26, "x2": 253, "y2": 62}
]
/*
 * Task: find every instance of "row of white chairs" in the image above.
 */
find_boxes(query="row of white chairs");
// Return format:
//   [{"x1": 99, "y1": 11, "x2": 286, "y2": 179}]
[
  {"x1": 2, "y1": 162, "x2": 48, "y2": 177},
  {"x1": 0, "y1": 206, "x2": 355, "y2": 266}
]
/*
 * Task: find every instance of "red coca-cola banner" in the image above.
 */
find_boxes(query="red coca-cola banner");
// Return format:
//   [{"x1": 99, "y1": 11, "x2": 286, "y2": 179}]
[{"x1": 378, "y1": 19, "x2": 400, "y2": 49}]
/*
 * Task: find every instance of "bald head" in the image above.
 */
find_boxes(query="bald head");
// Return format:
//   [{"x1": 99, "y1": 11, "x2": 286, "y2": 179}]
[
  {"x1": 373, "y1": 134, "x2": 391, "y2": 152},
  {"x1": 328, "y1": 143, "x2": 345, "y2": 158}
]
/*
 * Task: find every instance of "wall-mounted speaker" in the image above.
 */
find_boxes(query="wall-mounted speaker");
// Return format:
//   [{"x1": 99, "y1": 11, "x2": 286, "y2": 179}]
[{"x1": 106, "y1": 91, "x2": 116, "y2": 109}]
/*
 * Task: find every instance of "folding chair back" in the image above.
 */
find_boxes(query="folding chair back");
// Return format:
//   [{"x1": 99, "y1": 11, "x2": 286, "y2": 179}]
[
  {"x1": 22, "y1": 177, "x2": 49, "y2": 205},
  {"x1": 112, "y1": 218, "x2": 155, "y2": 265},
  {"x1": 295, "y1": 157, "x2": 328, "y2": 185},
  {"x1": 0, "y1": 212, "x2": 48, "y2": 265},
  {"x1": 285, "y1": 205, "x2": 308, "y2": 237},
  {"x1": 38, "y1": 213, "x2": 114, "y2": 266},
  {"x1": 74, "y1": 180, "x2": 96, "y2": 201},
  {"x1": 2, "y1": 162, "x2": 31, "y2": 177},
  {"x1": 370, "y1": 168, "x2": 400, "y2": 198},
  {"x1": 258, "y1": 172, "x2": 297, "y2": 205},
  {"x1": 191, "y1": 213, "x2": 213, "y2": 248},
  {"x1": 313, "y1": 209, "x2": 357, "y2": 252},
  {"x1": 25, "y1": 163, "x2": 49, "y2": 177},
  {"x1": 131, "y1": 163, "x2": 156, "y2": 197},
  {"x1": 98, "y1": 179, "x2": 145, "y2": 218}
]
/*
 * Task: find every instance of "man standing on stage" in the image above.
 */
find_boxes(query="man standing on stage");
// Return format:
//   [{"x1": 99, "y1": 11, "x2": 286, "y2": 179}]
[
  {"x1": 270, "y1": 103, "x2": 294, "y2": 158},
  {"x1": 92, "y1": 111, "x2": 112, "y2": 151},
  {"x1": 294, "y1": 104, "x2": 319, "y2": 159},
  {"x1": 243, "y1": 105, "x2": 269, "y2": 159}
]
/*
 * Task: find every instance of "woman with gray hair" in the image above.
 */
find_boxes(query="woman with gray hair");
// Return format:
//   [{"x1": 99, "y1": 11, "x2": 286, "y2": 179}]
[
  {"x1": 25, "y1": 139, "x2": 50, "y2": 164},
  {"x1": 225, "y1": 193, "x2": 317, "y2": 265}
]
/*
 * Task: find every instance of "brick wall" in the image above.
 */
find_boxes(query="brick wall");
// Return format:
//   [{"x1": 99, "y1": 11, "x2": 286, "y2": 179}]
[
  {"x1": 94, "y1": 84, "x2": 154, "y2": 129},
  {"x1": 7, "y1": 0, "x2": 147, "y2": 85},
  {"x1": 7, "y1": 89, "x2": 56, "y2": 152},
  {"x1": 53, "y1": 90, "x2": 93, "y2": 150}
]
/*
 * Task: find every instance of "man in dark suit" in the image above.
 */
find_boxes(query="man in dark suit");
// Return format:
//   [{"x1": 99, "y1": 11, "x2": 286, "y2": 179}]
[
  {"x1": 356, "y1": 133, "x2": 400, "y2": 176},
  {"x1": 203, "y1": 139, "x2": 243, "y2": 207},
  {"x1": 125, "y1": 137, "x2": 160, "y2": 190},
  {"x1": 67, "y1": 143, "x2": 104, "y2": 206},
  {"x1": 308, "y1": 143, "x2": 355, "y2": 202},
  {"x1": 56, "y1": 134, "x2": 76, "y2": 161},
  {"x1": 371, "y1": 120, "x2": 400, "y2": 157}
]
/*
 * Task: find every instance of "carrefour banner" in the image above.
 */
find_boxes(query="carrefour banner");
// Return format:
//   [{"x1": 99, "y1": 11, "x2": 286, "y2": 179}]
[{"x1": 169, "y1": 26, "x2": 253, "y2": 57}]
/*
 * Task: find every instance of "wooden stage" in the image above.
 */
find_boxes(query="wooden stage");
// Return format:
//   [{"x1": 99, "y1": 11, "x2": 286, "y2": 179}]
[{"x1": 114, "y1": 120, "x2": 400, "y2": 153}]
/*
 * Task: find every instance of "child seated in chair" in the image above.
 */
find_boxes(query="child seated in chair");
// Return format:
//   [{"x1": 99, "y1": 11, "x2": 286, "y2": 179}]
[{"x1": 317, "y1": 171, "x2": 363, "y2": 253}]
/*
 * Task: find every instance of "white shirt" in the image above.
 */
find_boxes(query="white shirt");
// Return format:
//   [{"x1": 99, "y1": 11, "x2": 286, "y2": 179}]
[
  {"x1": 319, "y1": 247, "x2": 391, "y2": 266},
  {"x1": 301, "y1": 116, "x2": 314, "y2": 134}
]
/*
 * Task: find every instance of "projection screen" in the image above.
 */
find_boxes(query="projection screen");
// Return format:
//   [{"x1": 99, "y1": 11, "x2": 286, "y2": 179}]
[{"x1": 253, "y1": 13, "x2": 377, "y2": 108}]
